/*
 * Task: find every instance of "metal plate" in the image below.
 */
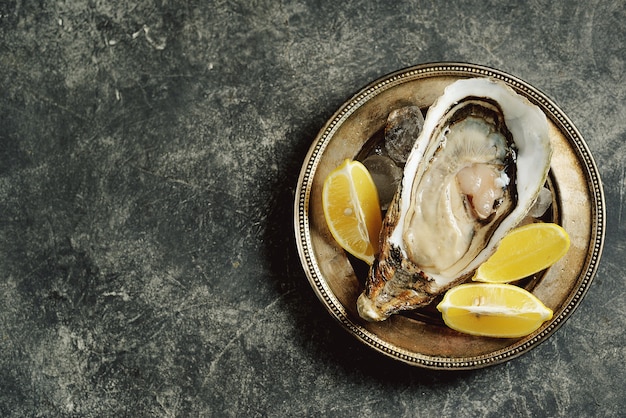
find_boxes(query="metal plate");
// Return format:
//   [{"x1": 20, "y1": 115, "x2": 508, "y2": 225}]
[{"x1": 294, "y1": 63, "x2": 605, "y2": 370}]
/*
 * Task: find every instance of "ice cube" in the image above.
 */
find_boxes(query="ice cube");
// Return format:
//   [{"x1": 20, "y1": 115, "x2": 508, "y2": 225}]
[
  {"x1": 362, "y1": 155, "x2": 402, "y2": 211},
  {"x1": 384, "y1": 106, "x2": 424, "y2": 165}
]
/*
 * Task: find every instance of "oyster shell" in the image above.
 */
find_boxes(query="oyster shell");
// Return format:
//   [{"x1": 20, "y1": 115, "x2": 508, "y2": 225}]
[{"x1": 357, "y1": 78, "x2": 552, "y2": 322}]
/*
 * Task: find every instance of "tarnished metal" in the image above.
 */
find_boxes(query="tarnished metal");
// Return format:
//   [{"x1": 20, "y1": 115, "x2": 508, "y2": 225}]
[{"x1": 294, "y1": 63, "x2": 605, "y2": 370}]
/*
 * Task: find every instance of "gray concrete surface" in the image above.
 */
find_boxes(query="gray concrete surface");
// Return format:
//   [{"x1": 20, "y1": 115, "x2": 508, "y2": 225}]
[{"x1": 0, "y1": 0, "x2": 624, "y2": 416}]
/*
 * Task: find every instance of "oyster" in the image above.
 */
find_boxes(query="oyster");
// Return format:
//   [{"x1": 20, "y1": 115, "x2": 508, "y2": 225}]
[{"x1": 357, "y1": 78, "x2": 552, "y2": 321}]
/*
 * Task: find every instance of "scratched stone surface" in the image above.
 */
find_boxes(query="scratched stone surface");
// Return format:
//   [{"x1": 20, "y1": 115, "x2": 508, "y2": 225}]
[{"x1": 0, "y1": 1, "x2": 624, "y2": 416}]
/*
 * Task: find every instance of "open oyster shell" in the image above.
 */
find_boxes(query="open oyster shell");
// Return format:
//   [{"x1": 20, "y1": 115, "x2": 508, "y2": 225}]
[{"x1": 357, "y1": 78, "x2": 552, "y2": 321}]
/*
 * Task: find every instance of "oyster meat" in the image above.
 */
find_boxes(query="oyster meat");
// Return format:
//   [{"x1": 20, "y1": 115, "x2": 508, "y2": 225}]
[{"x1": 357, "y1": 78, "x2": 552, "y2": 321}]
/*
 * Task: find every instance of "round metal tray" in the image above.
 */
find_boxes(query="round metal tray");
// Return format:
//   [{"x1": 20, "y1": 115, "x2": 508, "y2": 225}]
[{"x1": 294, "y1": 63, "x2": 605, "y2": 370}]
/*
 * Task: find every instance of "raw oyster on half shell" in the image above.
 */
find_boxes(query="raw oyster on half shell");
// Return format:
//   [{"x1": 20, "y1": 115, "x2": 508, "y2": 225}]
[{"x1": 357, "y1": 78, "x2": 552, "y2": 322}]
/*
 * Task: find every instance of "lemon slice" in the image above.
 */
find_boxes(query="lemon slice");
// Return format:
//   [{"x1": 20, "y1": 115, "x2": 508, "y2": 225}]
[
  {"x1": 436, "y1": 283, "x2": 553, "y2": 338},
  {"x1": 473, "y1": 223, "x2": 570, "y2": 283},
  {"x1": 322, "y1": 159, "x2": 382, "y2": 264}
]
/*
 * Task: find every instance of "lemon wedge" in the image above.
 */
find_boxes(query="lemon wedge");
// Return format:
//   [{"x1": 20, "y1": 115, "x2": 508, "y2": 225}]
[
  {"x1": 436, "y1": 283, "x2": 553, "y2": 338},
  {"x1": 473, "y1": 222, "x2": 570, "y2": 283},
  {"x1": 322, "y1": 159, "x2": 382, "y2": 264}
]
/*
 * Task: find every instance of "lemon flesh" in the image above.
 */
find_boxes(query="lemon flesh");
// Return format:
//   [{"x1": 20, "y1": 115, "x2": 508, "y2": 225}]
[
  {"x1": 437, "y1": 283, "x2": 553, "y2": 338},
  {"x1": 474, "y1": 222, "x2": 570, "y2": 283},
  {"x1": 322, "y1": 159, "x2": 382, "y2": 264}
]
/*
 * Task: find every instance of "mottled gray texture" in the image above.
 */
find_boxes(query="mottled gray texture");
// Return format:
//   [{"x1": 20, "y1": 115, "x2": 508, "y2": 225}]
[{"x1": 0, "y1": 0, "x2": 624, "y2": 416}]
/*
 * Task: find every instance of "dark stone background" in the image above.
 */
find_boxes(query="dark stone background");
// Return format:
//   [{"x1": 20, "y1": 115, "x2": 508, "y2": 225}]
[{"x1": 1, "y1": 1, "x2": 624, "y2": 416}]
